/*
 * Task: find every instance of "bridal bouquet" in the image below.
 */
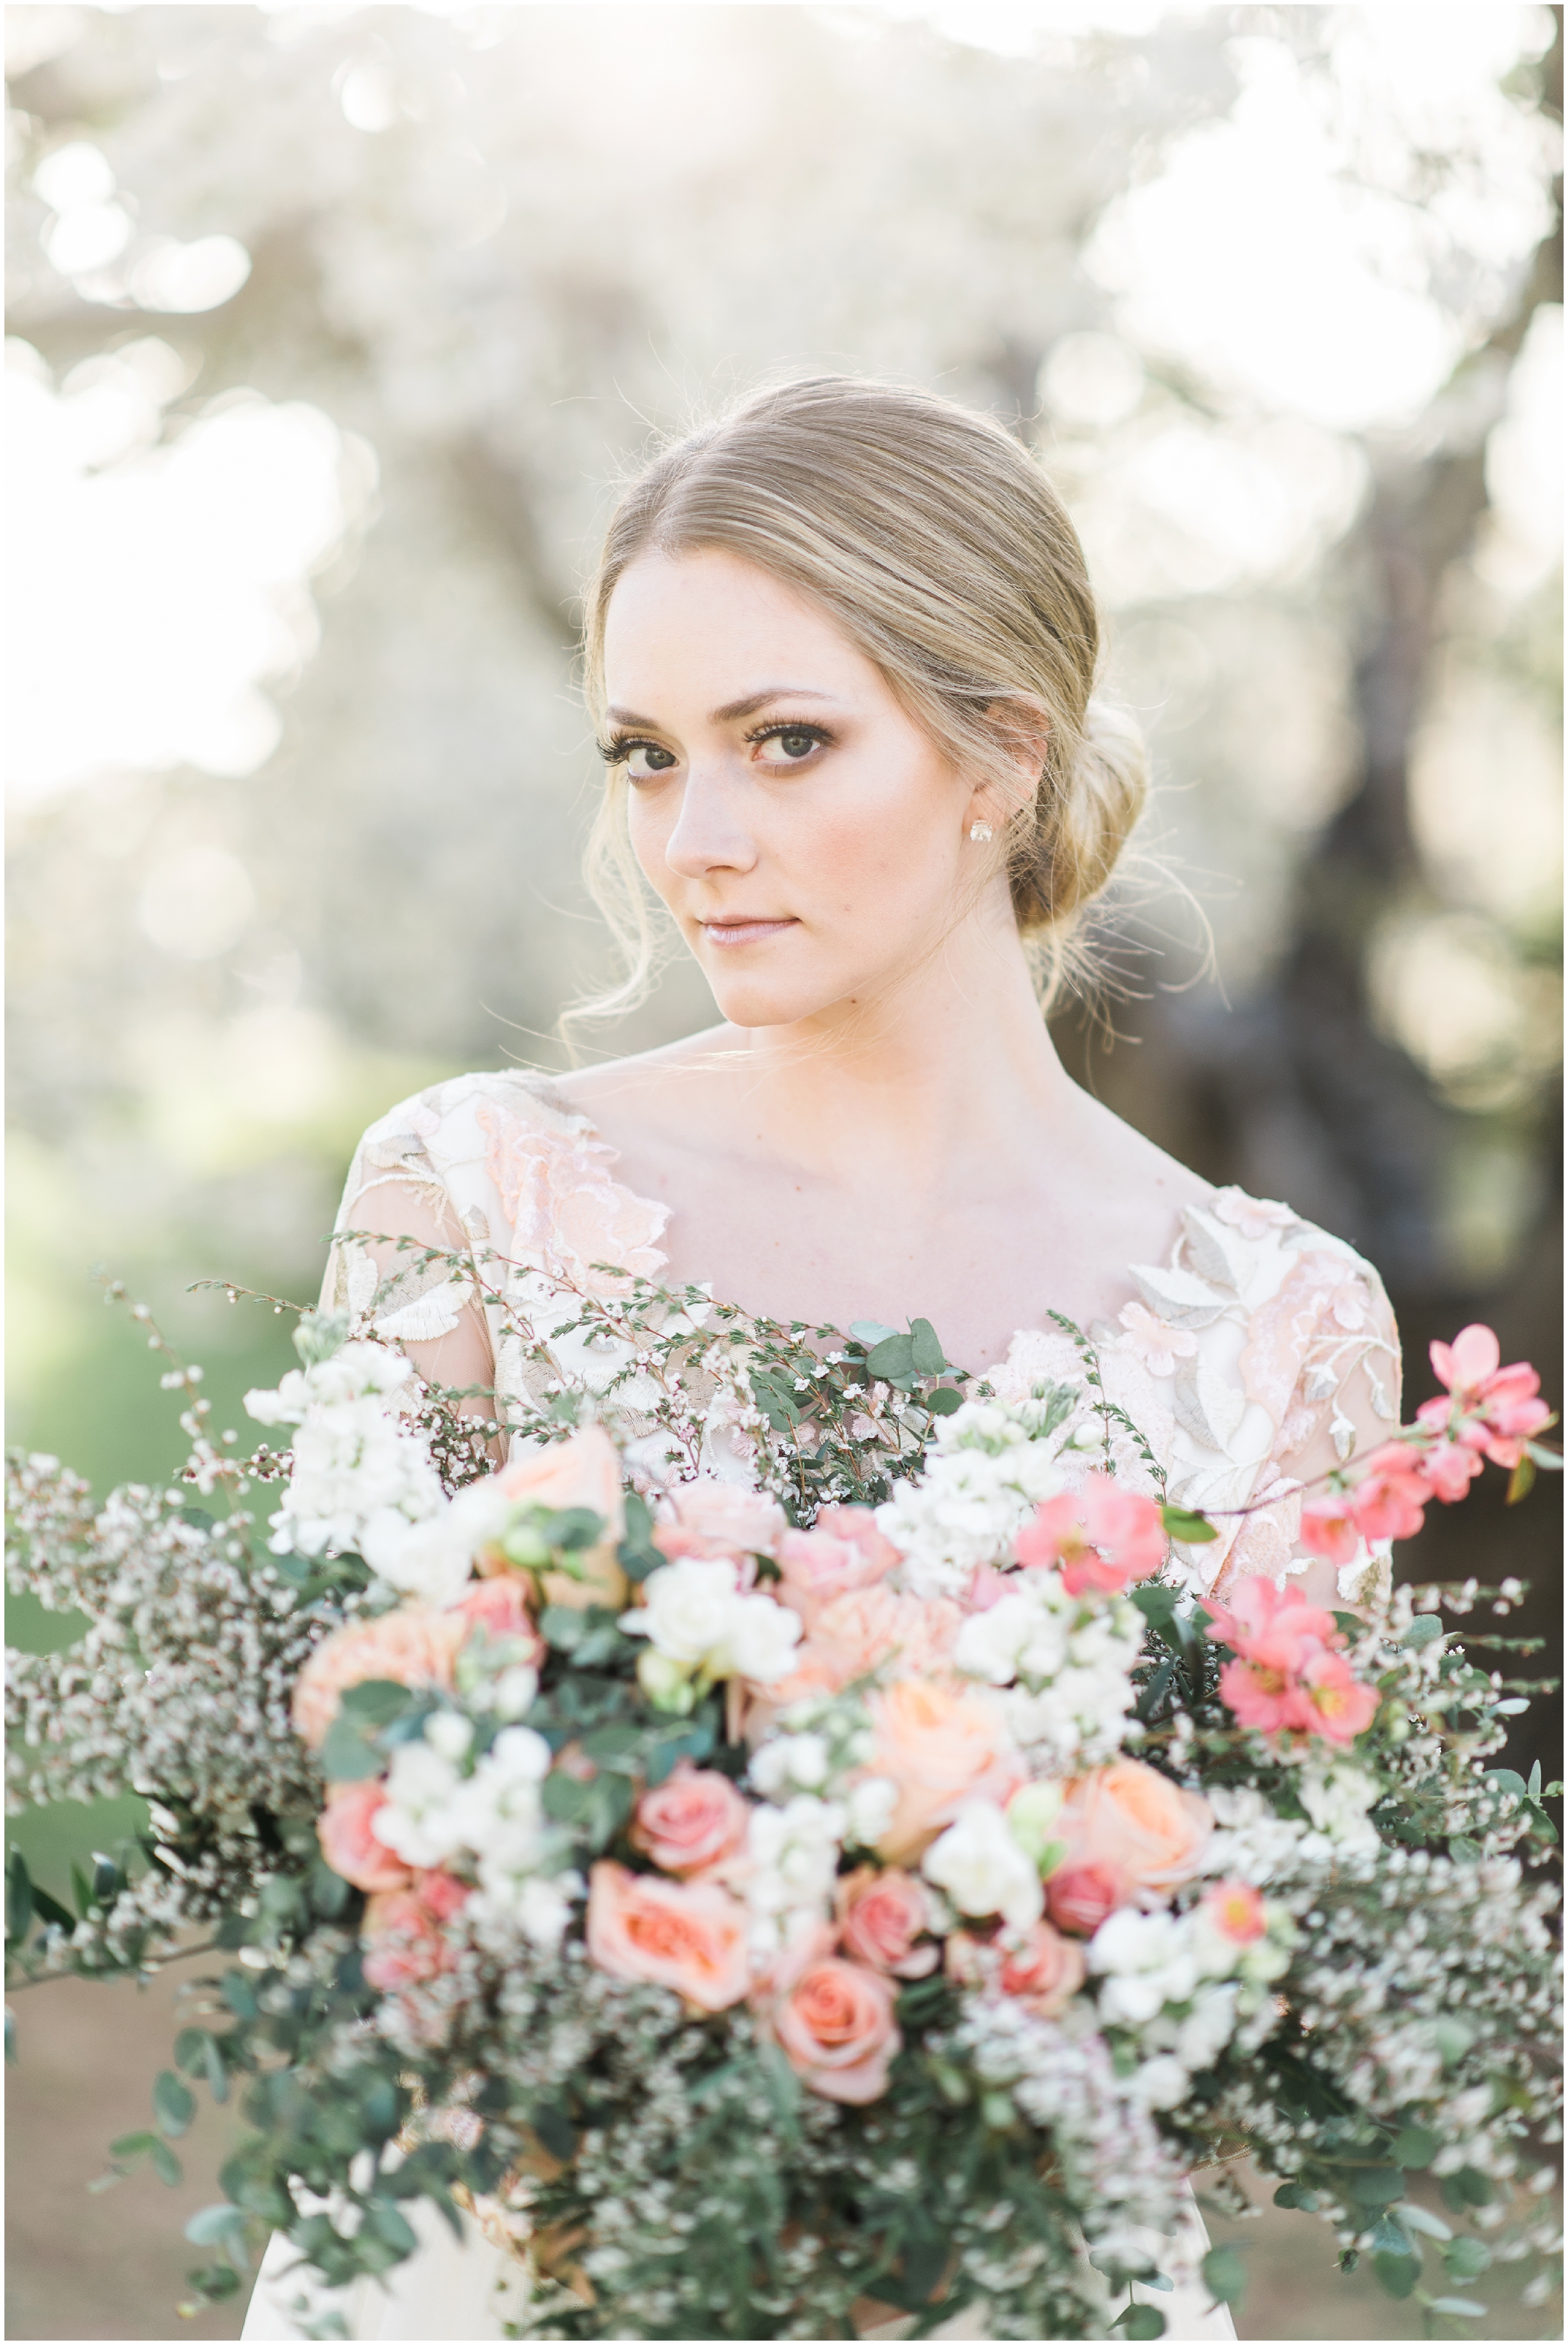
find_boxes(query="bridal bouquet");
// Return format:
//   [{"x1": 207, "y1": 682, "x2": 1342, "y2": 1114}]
[{"x1": 6, "y1": 1267, "x2": 1563, "y2": 2342}]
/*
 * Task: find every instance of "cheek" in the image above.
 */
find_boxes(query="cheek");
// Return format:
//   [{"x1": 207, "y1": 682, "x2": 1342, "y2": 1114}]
[{"x1": 795, "y1": 753, "x2": 960, "y2": 909}]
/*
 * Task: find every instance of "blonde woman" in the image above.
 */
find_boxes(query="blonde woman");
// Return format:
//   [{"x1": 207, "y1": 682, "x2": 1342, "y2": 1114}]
[{"x1": 245, "y1": 377, "x2": 1399, "y2": 2342}]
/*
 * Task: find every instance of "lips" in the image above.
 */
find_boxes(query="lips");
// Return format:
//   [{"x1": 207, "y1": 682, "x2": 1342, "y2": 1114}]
[{"x1": 699, "y1": 917, "x2": 798, "y2": 947}]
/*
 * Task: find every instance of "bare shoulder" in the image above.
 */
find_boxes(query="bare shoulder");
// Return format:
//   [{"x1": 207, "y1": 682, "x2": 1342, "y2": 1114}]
[{"x1": 1061, "y1": 1083, "x2": 1214, "y2": 1255}]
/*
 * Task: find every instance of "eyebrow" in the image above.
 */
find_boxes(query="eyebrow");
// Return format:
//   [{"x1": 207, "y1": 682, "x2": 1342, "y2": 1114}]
[{"x1": 604, "y1": 688, "x2": 844, "y2": 729}]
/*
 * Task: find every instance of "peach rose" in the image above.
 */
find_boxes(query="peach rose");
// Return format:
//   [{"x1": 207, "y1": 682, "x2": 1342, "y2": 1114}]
[
  {"x1": 1052, "y1": 1758, "x2": 1213, "y2": 1908},
  {"x1": 630, "y1": 1763, "x2": 751, "y2": 1877},
  {"x1": 449, "y1": 1576, "x2": 544, "y2": 1659},
  {"x1": 293, "y1": 1607, "x2": 468, "y2": 1749},
  {"x1": 866, "y1": 1679, "x2": 1023, "y2": 1863},
  {"x1": 776, "y1": 1507, "x2": 901, "y2": 1625},
  {"x1": 478, "y1": 1425, "x2": 628, "y2": 1612},
  {"x1": 946, "y1": 1920, "x2": 1084, "y2": 2013},
  {"x1": 317, "y1": 1780, "x2": 413, "y2": 1894},
  {"x1": 412, "y1": 1867, "x2": 472, "y2": 1923},
  {"x1": 586, "y1": 1861, "x2": 751, "y2": 2012},
  {"x1": 766, "y1": 1956, "x2": 902, "y2": 2105},
  {"x1": 1046, "y1": 1863, "x2": 1124, "y2": 1938},
  {"x1": 835, "y1": 1866, "x2": 938, "y2": 1979},
  {"x1": 997, "y1": 1920, "x2": 1085, "y2": 2015},
  {"x1": 765, "y1": 1586, "x2": 963, "y2": 1708},
  {"x1": 361, "y1": 1885, "x2": 457, "y2": 1991},
  {"x1": 654, "y1": 1481, "x2": 787, "y2": 1563}
]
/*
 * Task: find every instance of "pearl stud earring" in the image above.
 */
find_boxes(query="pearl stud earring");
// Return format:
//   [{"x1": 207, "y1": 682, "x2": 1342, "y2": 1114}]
[{"x1": 969, "y1": 821, "x2": 994, "y2": 843}]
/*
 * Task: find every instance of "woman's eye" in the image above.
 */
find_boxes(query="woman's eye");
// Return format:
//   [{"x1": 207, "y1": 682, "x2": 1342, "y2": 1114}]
[
  {"x1": 625, "y1": 741, "x2": 677, "y2": 781},
  {"x1": 760, "y1": 727, "x2": 824, "y2": 763}
]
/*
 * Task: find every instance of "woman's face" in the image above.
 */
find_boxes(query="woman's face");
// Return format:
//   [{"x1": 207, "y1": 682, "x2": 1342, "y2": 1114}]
[{"x1": 600, "y1": 548, "x2": 1002, "y2": 1030}]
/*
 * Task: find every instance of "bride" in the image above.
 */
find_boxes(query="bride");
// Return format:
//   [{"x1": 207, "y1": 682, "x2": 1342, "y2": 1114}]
[{"x1": 246, "y1": 376, "x2": 1397, "y2": 2342}]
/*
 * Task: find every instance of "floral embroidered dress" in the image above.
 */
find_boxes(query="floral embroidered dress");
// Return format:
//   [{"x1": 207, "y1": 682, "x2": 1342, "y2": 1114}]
[
  {"x1": 244, "y1": 1068, "x2": 1402, "y2": 2344},
  {"x1": 319, "y1": 1068, "x2": 1401, "y2": 1609}
]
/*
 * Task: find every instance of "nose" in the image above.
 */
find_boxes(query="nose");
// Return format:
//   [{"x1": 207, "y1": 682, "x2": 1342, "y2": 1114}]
[{"x1": 660, "y1": 758, "x2": 758, "y2": 883}]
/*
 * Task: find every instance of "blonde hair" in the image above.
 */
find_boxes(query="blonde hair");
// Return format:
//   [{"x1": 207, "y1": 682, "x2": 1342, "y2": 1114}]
[{"x1": 575, "y1": 375, "x2": 1148, "y2": 1021}]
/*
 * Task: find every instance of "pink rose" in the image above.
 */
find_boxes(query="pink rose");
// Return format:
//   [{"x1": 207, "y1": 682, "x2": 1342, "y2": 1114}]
[
  {"x1": 1014, "y1": 1474, "x2": 1166, "y2": 1598},
  {"x1": 765, "y1": 1585, "x2": 963, "y2": 1710},
  {"x1": 630, "y1": 1763, "x2": 751, "y2": 1877},
  {"x1": 361, "y1": 1886, "x2": 457, "y2": 1992},
  {"x1": 766, "y1": 1956, "x2": 901, "y2": 2105},
  {"x1": 448, "y1": 1576, "x2": 544, "y2": 1659},
  {"x1": 866, "y1": 1680, "x2": 1022, "y2": 1863},
  {"x1": 293, "y1": 1607, "x2": 468, "y2": 1750},
  {"x1": 479, "y1": 1425, "x2": 628, "y2": 1612},
  {"x1": 586, "y1": 1861, "x2": 751, "y2": 2012},
  {"x1": 317, "y1": 1780, "x2": 413, "y2": 1894},
  {"x1": 1051, "y1": 1758, "x2": 1212, "y2": 1916},
  {"x1": 946, "y1": 1922, "x2": 1085, "y2": 2014},
  {"x1": 654, "y1": 1481, "x2": 787, "y2": 1563},
  {"x1": 836, "y1": 1866, "x2": 938, "y2": 1979},
  {"x1": 776, "y1": 1507, "x2": 900, "y2": 1625},
  {"x1": 1045, "y1": 1862, "x2": 1124, "y2": 1938}
]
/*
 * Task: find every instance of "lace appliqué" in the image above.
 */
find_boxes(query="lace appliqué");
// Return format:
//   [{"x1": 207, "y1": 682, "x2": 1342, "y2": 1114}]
[{"x1": 475, "y1": 1098, "x2": 669, "y2": 1298}]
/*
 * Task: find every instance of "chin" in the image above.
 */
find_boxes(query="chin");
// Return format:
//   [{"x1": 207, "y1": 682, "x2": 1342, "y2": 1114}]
[{"x1": 701, "y1": 963, "x2": 856, "y2": 1029}]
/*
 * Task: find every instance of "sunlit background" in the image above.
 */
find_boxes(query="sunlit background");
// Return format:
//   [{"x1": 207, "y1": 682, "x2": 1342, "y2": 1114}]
[{"x1": 4, "y1": 4, "x2": 1562, "y2": 2337}]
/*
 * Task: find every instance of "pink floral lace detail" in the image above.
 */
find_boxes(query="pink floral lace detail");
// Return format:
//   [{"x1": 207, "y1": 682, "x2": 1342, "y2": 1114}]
[
  {"x1": 1237, "y1": 1248, "x2": 1375, "y2": 1423},
  {"x1": 475, "y1": 1098, "x2": 669, "y2": 1298}
]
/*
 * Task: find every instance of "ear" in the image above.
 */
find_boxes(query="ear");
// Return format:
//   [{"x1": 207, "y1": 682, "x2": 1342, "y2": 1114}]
[{"x1": 965, "y1": 696, "x2": 1049, "y2": 833}]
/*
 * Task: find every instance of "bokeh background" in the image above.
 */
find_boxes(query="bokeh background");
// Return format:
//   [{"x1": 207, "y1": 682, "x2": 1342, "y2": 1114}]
[{"x1": 5, "y1": 3, "x2": 1562, "y2": 2337}]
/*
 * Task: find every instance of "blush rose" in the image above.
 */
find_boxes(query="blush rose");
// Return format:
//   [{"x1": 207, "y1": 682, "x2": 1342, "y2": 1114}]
[
  {"x1": 630, "y1": 1763, "x2": 751, "y2": 1877},
  {"x1": 766, "y1": 1955, "x2": 902, "y2": 2105},
  {"x1": 835, "y1": 1866, "x2": 938, "y2": 1979},
  {"x1": 586, "y1": 1861, "x2": 751, "y2": 2012},
  {"x1": 866, "y1": 1679, "x2": 1022, "y2": 1863},
  {"x1": 317, "y1": 1779, "x2": 413, "y2": 1894}
]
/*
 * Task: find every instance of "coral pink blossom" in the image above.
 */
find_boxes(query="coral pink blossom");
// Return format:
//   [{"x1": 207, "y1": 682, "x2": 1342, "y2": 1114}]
[
  {"x1": 765, "y1": 1585, "x2": 963, "y2": 1709},
  {"x1": 412, "y1": 1868, "x2": 471, "y2": 1923},
  {"x1": 361, "y1": 1886, "x2": 457, "y2": 1991},
  {"x1": 1051, "y1": 1758, "x2": 1212, "y2": 1914},
  {"x1": 629, "y1": 1763, "x2": 751, "y2": 1878},
  {"x1": 1046, "y1": 1862, "x2": 1124, "y2": 1938},
  {"x1": 1219, "y1": 1651, "x2": 1308, "y2": 1738},
  {"x1": 1417, "y1": 1439, "x2": 1485, "y2": 1504},
  {"x1": 1298, "y1": 1496, "x2": 1362, "y2": 1568},
  {"x1": 1346, "y1": 1444, "x2": 1430, "y2": 1542},
  {"x1": 586, "y1": 1861, "x2": 751, "y2": 2012},
  {"x1": 965, "y1": 1562, "x2": 1014, "y2": 1612},
  {"x1": 1423, "y1": 1324, "x2": 1552, "y2": 1467},
  {"x1": 317, "y1": 1780, "x2": 413, "y2": 1895},
  {"x1": 1202, "y1": 1577, "x2": 1337, "y2": 1661},
  {"x1": 766, "y1": 1956, "x2": 901, "y2": 2105},
  {"x1": 866, "y1": 1680, "x2": 1022, "y2": 1863},
  {"x1": 775, "y1": 1506, "x2": 899, "y2": 1624},
  {"x1": 292, "y1": 1608, "x2": 467, "y2": 1749},
  {"x1": 1204, "y1": 1880, "x2": 1267, "y2": 1945},
  {"x1": 654, "y1": 1481, "x2": 786, "y2": 1563},
  {"x1": 1296, "y1": 1647, "x2": 1379, "y2": 1744},
  {"x1": 835, "y1": 1866, "x2": 938, "y2": 1979},
  {"x1": 448, "y1": 1576, "x2": 544, "y2": 1656},
  {"x1": 1014, "y1": 1474, "x2": 1166, "y2": 1598},
  {"x1": 994, "y1": 1920, "x2": 1086, "y2": 2014}
]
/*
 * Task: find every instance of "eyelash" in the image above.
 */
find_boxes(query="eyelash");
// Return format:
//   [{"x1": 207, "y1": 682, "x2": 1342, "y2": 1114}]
[{"x1": 596, "y1": 721, "x2": 834, "y2": 772}]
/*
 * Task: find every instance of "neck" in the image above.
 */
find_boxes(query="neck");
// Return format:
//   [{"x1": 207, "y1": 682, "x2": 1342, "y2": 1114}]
[{"x1": 718, "y1": 911, "x2": 1081, "y2": 1200}]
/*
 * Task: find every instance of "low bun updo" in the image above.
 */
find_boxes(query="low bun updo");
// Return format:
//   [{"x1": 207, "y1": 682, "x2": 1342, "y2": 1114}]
[{"x1": 580, "y1": 375, "x2": 1148, "y2": 1013}]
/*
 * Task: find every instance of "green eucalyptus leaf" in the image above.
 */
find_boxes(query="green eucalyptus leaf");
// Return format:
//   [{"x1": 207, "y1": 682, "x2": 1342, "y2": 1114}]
[
  {"x1": 1428, "y1": 2298, "x2": 1487, "y2": 2319},
  {"x1": 153, "y1": 2070, "x2": 196, "y2": 2138},
  {"x1": 866, "y1": 1334, "x2": 914, "y2": 1382},
  {"x1": 185, "y1": 2203, "x2": 250, "y2": 2247},
  {"x1": 1372, "y1": 2252, "x2": 1420, "y2": 2299},
  {"x1": 1200, "y1": 2247, "x2": 1247, "y2": 2305},
  {"x1": 908, "y1": 1319, "x2": 947, "y2": 1376},
  {"x1": 149, "y1": 2138, "x2": 184, "y2": 2187},
  {"x1": 1161, "y1": 1505, "x2": 1217, "y2": 1543},
  {"x1": 1393, "y1": 2125, "x2": 1440, "y2": 2169},
  {"x1": 1113, "y1": 2307, "x2": 1166, "y2": 2339},
  {"x1": 338, "y1": 1679, "x2": 413, "y2": 1726},
  {"x1": 109, "y1": 2130, "x2": 156, "y2": 2159},
  {"x1": 848, "y1": 1320, "x2": 899, "y2": 1348},
  {"x1": 924, "y1": 1384, "x2": 965, "y2": 1416},
  {"x1": 319, "y1": 1715, "x2": 383, "y2": 1783},
  {"x1": 6, "y1": 1849, "x2": 32, "y2": 1946},
  {"x1": 1272, "y1": 2183, "x2": 1319, "y2": 2211},
  {"x1": 1402, "y1": 1615, "x2": 1444, "y2": 1647},
  {"x1": 1345, "y1": 2167, "x2": 1406, "y2": 2207},
  {"x1": 1442, "y1": 2239, "x2": 1491, "y2": 2280}
]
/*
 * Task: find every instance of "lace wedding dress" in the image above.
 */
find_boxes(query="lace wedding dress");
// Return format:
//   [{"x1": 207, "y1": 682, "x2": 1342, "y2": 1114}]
[{"x1": 243, "y1": 1070, "x2": 1401, "y2": 2345}]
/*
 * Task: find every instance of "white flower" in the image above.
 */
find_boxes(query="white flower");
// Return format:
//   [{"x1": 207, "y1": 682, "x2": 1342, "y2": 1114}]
[
  {"x1": 475, "y1": 1862, "x2": 583, "y2": 1947},
  {"x1": 359, "y1": 1508, "x2": 474, "y2": 1606},
  {"x1": 923, "y1": 1799, "x2": 1044, "y2": 1932},
  {"x1": 1131, "y1": 2053, "x2": 1192, "y2": 2110},
  {"x1": 1089, "y1": 1908, "x2": 1200, "y2": 2026},
  {"x1": 724, "y1": 1590, "x2": 804, "y2": 1685},
  {"x1": 845, "y1": 1775, "x2": 898, "y2": 1848},
  {"x1": 743, "y1": 1795, "x2": 845, "y2": 1922},
  {"x1": 1297, "y1": 1762, "x2": 1381, "y2": 1855},
  {"x1": 372, "y1": 1740, "x2": 465, "y2": 1868},
  {"x1": 1176, "y1": 1982, "x2": 1239, "y2": 2070},
  {"x1": 423, "y1": 1711, "x2": 474, "y2": 1763},
  {"x1": 245, "y1": 1342, "x2": 411, "y2": 1427},
  {"x1": 619, "y1": 1558, "x2": 802, "y2": 1686},
  {"x1": 492, "y1": 1664, "x2": 541, "y2": 1721},
  {"x1": 874, "y1": 1399, "x2": 1074, "y2": 1600}
]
